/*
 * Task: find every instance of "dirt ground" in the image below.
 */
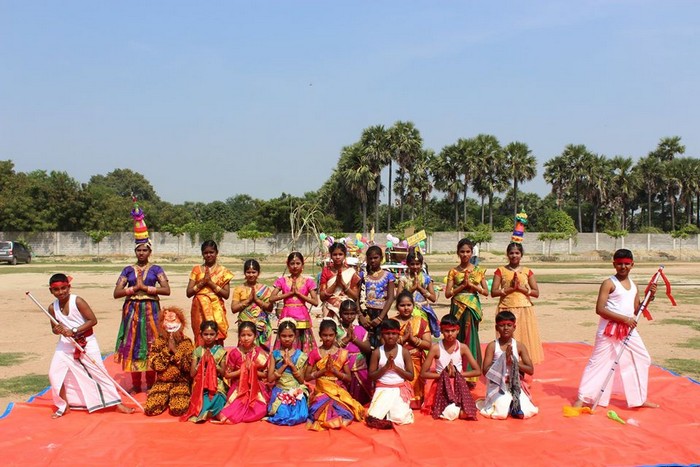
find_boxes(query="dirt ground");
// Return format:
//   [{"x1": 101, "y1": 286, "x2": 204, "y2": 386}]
[{"x1": 1, "y1": 253, "x2": 698, "y2": 412}]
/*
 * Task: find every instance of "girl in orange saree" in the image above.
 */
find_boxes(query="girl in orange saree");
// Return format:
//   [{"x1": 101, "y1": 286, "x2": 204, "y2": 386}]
[
  {"x1": 186, "y1": 240, "x2": 234, "y2": 346},
  {"x1": 319, "y1": 242, "x2": 361, "y2": 320},
  {"x1": 305, "y1": 319, "x2": 365, "y2": 431}
]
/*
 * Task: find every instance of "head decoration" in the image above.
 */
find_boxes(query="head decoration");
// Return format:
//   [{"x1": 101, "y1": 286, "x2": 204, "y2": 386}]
[
  {"x1": 131, "y1": 195, "x2": 151, "y2": 248},
  {"x1": 49, "y1": 275, "x2": 73, "y2": 288},
  {"x1": 511, "y1": 211, "x2": 528, "y2": 244},
  {"x1": 159, "y1": 306, "x2": 187, "y2": 338},
  {"x1": 279, "y1": 317, "x2": 298, "y2": 327}
]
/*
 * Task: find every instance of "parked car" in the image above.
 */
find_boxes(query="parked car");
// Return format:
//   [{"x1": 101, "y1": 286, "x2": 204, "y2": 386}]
[{"x1": 0, "y1": 241, "x2": 32, "y2": 265}]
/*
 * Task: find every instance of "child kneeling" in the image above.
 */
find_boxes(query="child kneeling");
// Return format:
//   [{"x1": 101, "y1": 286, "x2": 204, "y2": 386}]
[
  {"x1": 477, "y1": 310, "x2": 538, "y2": 419},
  {"x1": 421, "y1": 314, "x2": 481, "y2": 421},
  {"x1": 366, "y1": 319, "x2": 415, "y2": 429}
]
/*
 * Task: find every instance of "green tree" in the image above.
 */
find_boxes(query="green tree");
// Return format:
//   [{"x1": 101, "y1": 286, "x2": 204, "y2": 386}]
[
  {"x1": 389, "y1": 121, "x2": 423, "y2": 223},
  {"x1": 634, "y1": 155, "x2": 663, "y2": 229},
  {"x1": 584, "y1": 154, "x2": 613, "y2": 233},
  {"x1": 237, "y1": 224, "x2": 272, "y2": 253},
  {"x1": 85, "y1": 230, "x2": 111, "y2": 258},
  {"x1": 471, "y1": 134, "x2": 507, "y2": 229},
  {"x1": 560, "y1": 144, "x2": 593, "y2": 232},
  {"x1": 503, "y1": 141, "x2": 537, "y2": 218},
  {"x1": 537, "y1": 210, "x2": 577, "y2": 256},
  {"x1": 88, "y1": 168, "x2": 160, "y2": 202},
  {"x1": 360, "y1": 125, "x2": 391, "y2": 231},
  {"x1": 407, "y1": 149, "x2": 434, "y2": 221},
  {"x1": 340, "y1": 143, "x2": 376, "y2": 234},
  {"x1": 608, "y1": 156, "x2": 638, "y2": 230},
  {"x1": 434, "y1": 144, "x2": 464, "y2": 229},
  {"x1": 543, "y1": 155, "x2": 569, "y2": 210}
]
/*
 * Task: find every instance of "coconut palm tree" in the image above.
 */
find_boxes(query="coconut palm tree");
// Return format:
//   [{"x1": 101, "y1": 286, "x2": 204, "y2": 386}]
[
  {"x1": 340, "y1": 143, "x2": 376, "y2": 234},
  {"x1": 584, "y1": 154, "x2": 613, "y2": 233},
  {"x1": 434, "y1": 144, "x2": 464, "y2": 228},
  {"x1": 408, "y1": 149, "x2": 435, "y2": 221},
  {"x1": 470, "y1": 134, "x2": 507, "y2": 229},
  {"x1": 560, "y1": 144, "x2": 593, "y2": 232},
  {"x1": 633, "y1": 155, "x2": 663, "y2": 228},
  {"x1": 609, "y1": 156, "x2": 639, "y2": 229},
  {"x1": 649, "y1": 136, "x2": 685, "y2": 161},
  {"x1": 388, "y1": 121, "x2": 423, "y2": 224},
  {"x1": 360, "y1": 125, "x2": 391, "y2": 232},
  {"x1": 543, "y1": 155, "x2": 569, "y2": 211},
  {"x1": 455, "y1": 137, "x2": 479, "y2": 227},
  {"x1": 503, "y1": 141, "x2": 537, "y2": 218}
]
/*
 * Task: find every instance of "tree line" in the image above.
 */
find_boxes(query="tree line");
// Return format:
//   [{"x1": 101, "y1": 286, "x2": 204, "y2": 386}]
[{"x1": 1, "y1": 129, "x2": 698, "y2": 240}]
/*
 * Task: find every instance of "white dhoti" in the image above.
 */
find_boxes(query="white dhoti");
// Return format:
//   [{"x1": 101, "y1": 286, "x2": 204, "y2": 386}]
[
  {"x1": 367, "y1": 385, "x2": 414, "y2": 425},
  {"x1": 477, "y1": 390, "x2": 539, "y2": 419},
  {"x1": 577, "y1": 329, "x2": 650, "y2": 408},
  {"x1": 49, "y1": 339, "x2": 122, "y2": 416}
]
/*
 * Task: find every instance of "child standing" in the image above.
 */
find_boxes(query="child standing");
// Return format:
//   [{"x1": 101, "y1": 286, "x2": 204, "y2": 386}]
[
  {"x1": 397, "y1": 247, "x2": 439, "y2": 338},
  {"x1": 267, "y1": 318, "x2": 309, "y2": 426},
  {"x1": 305, "y1": 319, "x2": 366, "y2": 431},
  {"x1": 337, "y1": 299, "x2": 372, "y2": 405},
  {"x1": 231, "y1": 259, "x2": 274, "y2": 350},
  {"x1": 144, "y1": 306, "x2": 194, "y2": 417},
  {"x1": 319, "y1": 242, "x2": 361, "y2": 320},
  {"x1": 186, "y1": 240, "x2": 234, "y2": 346},
  {"x1": 478, "y1": 311, "x2": 538, "y2": 419},
  {"x1": 181, "y1": 321, "x2": 228, "y2": 423},
  {"x1": 444, "y1": 238, "x2": 488, "y2": 385},
  {"x1": 366, "y1": 319, "x2": 415, "y2": 429},
  {"x1": 393, "y1": 291, "x2": 431, "y2": 409},
  {"x1": 220, "y1": 322, "x2": 269, "y2": 423},
  {"x1": 360, "y1": 245, "x2": 395, "y2": 349},
  {"x1": 490, "y1": 242, "x2": 544, "y2": 364},
  {"x1": 421, "y1": 315, "x2": 481, "y2": 421},
  {"x1": 47, "y1": 274, "x2": 134, "y2": 418},
  {"x1": 573, "y1": 249, "x2": 658, "y2": 409},
  {"x1": 270, "y1": 252, "x2": 319, "y2": 354}
]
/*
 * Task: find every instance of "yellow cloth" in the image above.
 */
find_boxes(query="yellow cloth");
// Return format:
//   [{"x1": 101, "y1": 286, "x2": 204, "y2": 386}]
[{"x1": 189, "y1": 264, "x2": 234, "y2": 345}]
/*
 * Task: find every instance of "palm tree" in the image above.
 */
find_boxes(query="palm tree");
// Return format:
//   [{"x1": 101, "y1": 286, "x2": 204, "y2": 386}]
[
  {"x1": 503, "y1": 141, "x2": 537, "y2": 218},
  {"x1": 633, "y1": 155, "x2": 662, "y2": 228},
  {"x1": 434, "y1": 144, "x2": 464, "y2": 228},
  {"x1": 609, "y1": 156, "x2": 639, "y2": 229},
  {"x1": 543, "y1": 155, "x2": 569, "y2": 211},
  {"x1": 470, "y1": 134, "x2": 507, "y2": 229},
  {"x1": 455, "y1": 137, "x2": 479, "y2": 227},
  {"x1": 408, "y1": 149, "x2": 435, "y2": 221},
  {"x1": 388, "y1": 121, "x2": 423, "y2": 224},
  {"x1": 339, "y1": 143, "x2": 376, "y2": 234},
  {"x1": 561, "y1": 144, "x2": 593, "y2": 232},
  {"x1": 584, "y1": 154, "x2": 613, "y2": 233},
  {"x1": 360, "y1": 125, "x2": 391, "y2": 232},
  {"x1": 649, "y1": 136, "x2": 685, "y2": 161}
]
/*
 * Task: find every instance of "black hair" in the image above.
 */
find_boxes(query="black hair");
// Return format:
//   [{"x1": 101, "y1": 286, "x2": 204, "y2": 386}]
[
  {"x1": 329, "y1": 242, "x2": 347, "y2": 255},
  {"x1": 457, "y1": 238, "x2": 475, "y2": 251},
  {"x1": 201, "y1": 240, "x2": 218, "y2": 253},
  {"x1": 613, "y1": 249, "x2": 634, "y2": 261},
  {"x1": 506, "y1": 242, "x2": 524, "y2": 255},
  {"x1": 278, "y1": 319, "x2": 297, "y2": 333},
  {"x1": 406, "y1": 245, "x2": 423, "y2": 264},
  {"x1": 365, "y1": 245, "x2": 383, "y2": 273},
  {"x1": 287, "y1": 251, "x2": 305, "y2": 264},
  {"x1": 319, "y1": 318, "x2": 338, "y2": 334},
  {"x1": 395, "y1": 290, "x2": 414, "y2": 307},
  {"x1": 238, "y1": 321, "x2": 257, "y2": 335},
  {"x1": 339, "y1": 299, "x2": 359, "y2": 313},
  {"x1": 243, "y1": 259, "x2": 261, "y2": 273},
  {"x1": 49, "y1": 273, "x2": 69, "y2": 286},
  {"x1": 200, "y1": 320, "x2": 218, "y2": 332},
  {"x1": 380, "y1": 318, "x2": 400, "y2": 333},
  {"x1": 495, "y1": 310, "x2": 517, "y2": 323},
  {"x1": 440, "y1": 314, "x2": 460, "y2": 327}
]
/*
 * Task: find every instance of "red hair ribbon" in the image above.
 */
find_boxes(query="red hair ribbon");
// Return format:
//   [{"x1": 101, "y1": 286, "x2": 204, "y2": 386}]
[
  {"x1": 641, "y1": 268, "x2": 677, "y2": 320},
  {"x1": 496, "y1": 320, "x2": 515, "y2": 325},
  {"x1": 614, "y1": 258, "x2": 633, "y2": 265},
  {"x1": 381, "y1": 330, "x2": 401, "y2": 335},
  {"x1": 440, "y1": 325, "x2": 460, "y2": 331}
]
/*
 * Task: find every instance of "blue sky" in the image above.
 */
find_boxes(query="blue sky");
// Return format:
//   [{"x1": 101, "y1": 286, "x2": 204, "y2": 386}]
[{"x1": 1, "y1": 1, "x2": 698, "y2": 204}]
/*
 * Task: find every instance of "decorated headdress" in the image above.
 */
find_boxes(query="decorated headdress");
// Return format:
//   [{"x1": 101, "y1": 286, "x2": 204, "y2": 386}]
[
  {"x1": 511, "y1": 211, "x2": 528, "y2": 244},
  {"x1": 131, "y1": 195, "x2": 151, "y2": 248}
]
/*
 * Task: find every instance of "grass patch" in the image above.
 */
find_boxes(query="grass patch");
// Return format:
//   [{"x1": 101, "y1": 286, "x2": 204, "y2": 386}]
[
  {"x1": 0, "y1": 374, "x2": 49, "y2": 397},
  {"x1": 676, "y1": 337, "x2": 700, "y2": 350},
  {"x1": 0, "y1": 352, "x2": 30, "y2": 367},
  {"x1": 564, "y1": 305, "x2": 592, "y2": 311},
  {"x1": 664, "y1": 358, "x2": 700, "y2": 378},
  {"x1": 658, "y1": 318, "x2": 700, "y2": 332}
]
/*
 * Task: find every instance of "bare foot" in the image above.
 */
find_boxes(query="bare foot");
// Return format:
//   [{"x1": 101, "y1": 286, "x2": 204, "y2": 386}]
[
  {"x1": 52, "y1": 407, "x2": 70, "y2": 419},
  {"x1": 640, "y1": 401, "x2": 659, "y2": 408},
  {"x1": 116, "y1": 403, "x2": 135, "y2": 414}
]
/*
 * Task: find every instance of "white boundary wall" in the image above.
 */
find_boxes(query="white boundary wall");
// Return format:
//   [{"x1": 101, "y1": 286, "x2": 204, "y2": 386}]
[{"x1": 2, "y1": 231, "x2": 698, "y2": 258}]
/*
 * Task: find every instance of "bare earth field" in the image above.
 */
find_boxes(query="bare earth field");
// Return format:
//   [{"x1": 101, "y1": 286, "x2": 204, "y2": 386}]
[{"x1": 1, "y1": 252, "x2": 698, "y2": 412}]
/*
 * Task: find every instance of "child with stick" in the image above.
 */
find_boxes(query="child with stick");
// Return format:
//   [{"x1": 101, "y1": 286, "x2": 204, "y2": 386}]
[
  {"x1": 478, "y1": 311, "x2": 538, "y2": 419},
  {"x1": 573, "y1": 249, "x2": 658, "y2": 409},
  {"x1": 46, "y1": 274, "x2": 134, "y2": 418}
]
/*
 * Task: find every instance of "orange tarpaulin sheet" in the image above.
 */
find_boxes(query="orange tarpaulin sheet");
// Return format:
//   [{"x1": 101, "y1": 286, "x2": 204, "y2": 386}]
[{"x1": 2, "y1": 343, "x2": 699, "y2": 466}]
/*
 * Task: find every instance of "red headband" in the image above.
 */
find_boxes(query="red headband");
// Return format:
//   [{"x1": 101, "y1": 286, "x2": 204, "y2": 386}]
[
  {"x1": 440, "y1": 325, "x2": 460, "y2": 331},
  {"x1": 381, "y1": 330, "x2": 401, "y2": 335},
  {"x1": 49, "y1": 276, "x2": 72, "y2": 288},
  {"x1": 496, "y1": 320, "x2": 515, "y2": 325},
  {"x1": 614, "y1": 258, "x2": 633, "y2": 264}
]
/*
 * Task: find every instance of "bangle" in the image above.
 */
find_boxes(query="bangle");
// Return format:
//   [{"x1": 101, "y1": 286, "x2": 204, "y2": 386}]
[
  {"x1": 125, "y1": 287, "x2": 135, "y2": 296},
  {"x1": 147, "y1": 286, "x2": 157, "y2": 295},
  {"x1": 214, "y1": 285, "x2": 222, "y2": 294},
  {"x1": 193, "y1": 284, "x2": 200, "y2": 292}
]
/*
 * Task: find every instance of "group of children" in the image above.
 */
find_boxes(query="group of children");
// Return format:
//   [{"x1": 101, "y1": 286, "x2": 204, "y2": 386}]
[{"x1": 46, "y1": 238, "x2": 659, "y2": 428}]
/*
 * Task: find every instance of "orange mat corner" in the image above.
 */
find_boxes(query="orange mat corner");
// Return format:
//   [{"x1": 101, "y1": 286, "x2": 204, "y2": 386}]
[{"x1": 2, "y1": 342, "x2": 699, "y2": 466}]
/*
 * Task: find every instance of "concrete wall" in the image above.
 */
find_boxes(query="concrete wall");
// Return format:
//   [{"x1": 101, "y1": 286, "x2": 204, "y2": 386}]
[{"x1": 2, "y1": 231, "x2": 699, "y2": 258}]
